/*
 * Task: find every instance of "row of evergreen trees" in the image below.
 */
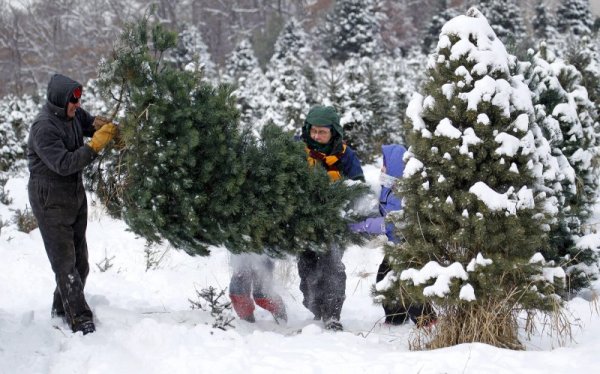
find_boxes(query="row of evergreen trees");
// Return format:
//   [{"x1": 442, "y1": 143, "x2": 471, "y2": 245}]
[
  {"x1": 2, "y1": 1, "x2": 598, "y2": 165},
  {"x1": 159, "y1": 0, "x2": 599, "y2": 163}
]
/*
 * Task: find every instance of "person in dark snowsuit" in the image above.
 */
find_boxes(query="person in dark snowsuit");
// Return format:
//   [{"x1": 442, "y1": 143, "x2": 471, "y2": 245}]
[
  {"x1": 298, "y1": 105, "x2": 364, "y2": 331},
  {"x1": 27, "y1": 73, "x2": 117, "y2": 335},
  {"x1": 350, "y1": 144, "x2": 436, "y2": 327},
  {"x1": 229, "y1": 253, "x2": 287, "y2": 323}
]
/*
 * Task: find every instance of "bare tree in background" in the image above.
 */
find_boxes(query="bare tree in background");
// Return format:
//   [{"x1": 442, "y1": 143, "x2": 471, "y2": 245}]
[{"x1": 0, "y1": 0, "x2": 141, "y2": 97}]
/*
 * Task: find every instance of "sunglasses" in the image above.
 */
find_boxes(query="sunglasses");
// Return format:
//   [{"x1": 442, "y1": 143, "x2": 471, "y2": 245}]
[{"x1": 69, "y1": 96, "x2": 80, "y2": 104}]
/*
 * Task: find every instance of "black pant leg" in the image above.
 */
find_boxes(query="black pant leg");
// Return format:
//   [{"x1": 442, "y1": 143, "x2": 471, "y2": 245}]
[
  {"x1": 28, "y1": 179, "x2": 92, "y2": 328},
  {"x1": 319, "y1": 245, "x2": 346, "y2": 321},
  {"x1": 297, "y1": 250, "x2": 322, "y2": 318},
  {"x1": 376, "y1": 255, "x2": 408, "y2": 324},
  {"x1": 376, "y1": 256, "x2": 391, "y2": 283},
  {"x1": 72, "y1": 184, "x2": 89, "y2": 288}
]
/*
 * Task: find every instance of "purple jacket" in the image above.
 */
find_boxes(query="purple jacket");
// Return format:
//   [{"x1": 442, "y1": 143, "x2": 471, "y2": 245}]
[{"x1": 350, "y1": 144, "x2": 406, "y2": 241}]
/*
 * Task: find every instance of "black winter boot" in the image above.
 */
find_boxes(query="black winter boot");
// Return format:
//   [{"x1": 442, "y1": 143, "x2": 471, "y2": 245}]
[
  {"x1": 72, "y1": 317, "x2": 96, "y2": 335},
  {"x1": 324, "y1": 318, "x2": 343, "y2": 331}
]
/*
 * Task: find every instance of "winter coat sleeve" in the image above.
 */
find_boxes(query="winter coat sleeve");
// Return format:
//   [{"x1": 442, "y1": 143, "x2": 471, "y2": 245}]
[
  {"x1": 30, "y1": 122, "x2": 96, "y2": 176},
  {"x1": 349, "y1": 216, "x2": 386, "y2": 235},
  {"x1": 341, "y1": 147, "x2": 365, "y2": 181},
  {"x1": 76, "y1": 108, "x2": 96, "y2": 138}
]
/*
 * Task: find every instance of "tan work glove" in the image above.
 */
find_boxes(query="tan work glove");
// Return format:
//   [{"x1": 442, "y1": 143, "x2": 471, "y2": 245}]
[
  {"x1": 93, "y1": 115, "x2": 111, "y2": 131},
  {"x1": 88, "y1": 123, "x2": 118, "y2": 153}
]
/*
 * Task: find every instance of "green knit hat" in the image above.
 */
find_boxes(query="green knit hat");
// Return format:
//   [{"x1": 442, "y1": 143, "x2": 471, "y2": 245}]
[{"x1": 305, "y1": 105, "x2": 343, "y2": 138}]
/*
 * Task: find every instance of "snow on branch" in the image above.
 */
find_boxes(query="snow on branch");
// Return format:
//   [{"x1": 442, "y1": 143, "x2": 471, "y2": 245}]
[
  {"x1": 440, "y1": 7, "x2": 510, "y2": 77},
  {"x1": 469, "y1": 182, "x2": 534, "y2": 214},
  {"x1": 400, "y1": 261, "x2": 468, "y2": 298},
  {"x1": 406, "y1": 93, "x2": 432, "y2": 138},
  {"x1": 530, "y1": 252, "x2": 566, "y2": 284},
  {"x1": 466, "y1": 253, "x2": 493, "y2": 272},
  {"x1": 403, "y1": 156, "x2": 424, "y2": 178}
]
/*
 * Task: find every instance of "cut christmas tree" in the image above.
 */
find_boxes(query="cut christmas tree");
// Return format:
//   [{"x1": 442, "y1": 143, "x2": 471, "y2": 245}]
[{"x1": 93, "y1": 12, "x2": 368, "y2": 256}]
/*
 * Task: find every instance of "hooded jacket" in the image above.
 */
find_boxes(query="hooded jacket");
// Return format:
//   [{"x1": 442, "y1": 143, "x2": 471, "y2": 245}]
[
  {"x1": 379, "y1": 144, "x2": 406, "y2": 216},
  {"x1": 349, "y1": 144, "x2": 406, "y2": 240},
  {"x1": 302, "y1": 105, "x2": 364, "y2": 181},
  {"x1": 27, "y1": 74, "x2": 96, "y2": 179}
]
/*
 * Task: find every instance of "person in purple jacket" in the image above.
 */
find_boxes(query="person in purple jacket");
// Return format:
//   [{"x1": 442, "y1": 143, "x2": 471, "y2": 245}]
[{"x1": 350, "y1": 144, "x2": 435, "y2": 326}]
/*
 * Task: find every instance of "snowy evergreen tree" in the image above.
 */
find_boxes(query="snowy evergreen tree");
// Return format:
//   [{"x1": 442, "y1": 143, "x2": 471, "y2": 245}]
[
  {"x1": 316, "y1": 62, "x2": 345, "y2": 110},
  {"x1": 422, "y1": 1, "x2": 461, "y2": 55},
  {"x1": 520, "y1": 44, "x2": 599, "y2": 293},
  {"x1": 96, "y1": 14, "x2": 367, "y2": 256},
  {"x1": 0, "y1": 94, "x2": 38, "y2": 172},
  {"x1": 552, "y1": 59, "x2": 599, "y2": 234},
  {"x1": 478, "y1": 0, "x2": 527, "y2": 51},
  {"x1": 373, "y1": 55, "x2": 405, "y2": 145},
  {"x1": 320, "y1": 0, "x2": 385, "y2": 63},
  {"x1": 0, "y1": 105, "x2": 24, "y2": 173},
  {"x1": 566, "y1": 36, "x2": 600, "y2": 109},
  {"x1": 556, "y1": 0, "x2": 594, "y2": 37},
  {"x1": 380, "y1": 9, "x2": 566, "y2": 350},
  {"x1": 81, "y1": 78, "x2": 110, "y2": 115},
  {"x1": 532, "y1": 0, "x2": 558, "y2": 42},
  {"x1": 167, "y1": 24, "x2": 218, "y2": 84},
  {"x1": 271, "y1": 17, "x2": 310, "y2": 62},
  {"x1": 395, "y1": 47, "x2": 428, "y2": 138},
  {"x1": 223, "y1": 39, "x2": 260, "y2": 85},
  {"x1": 223, "y1": 39, "x2": 272, "y2": 134},
  {"x1": 265, "y1": 18, "x2": 313, "y2": 133},
  {"x1": 547, "y1": 51, "x2": 600, "y2": 291},
  {"x1": 80, "y1": 77, "x2": 126, "y2": 212},
  {"x1": 553, "y1": 51, "x2": 600, "y2": 291},
  {"x1": 336, "y1": 57, "x2": 373, "y2": 161},
  {"x1": 334, "y1": 56, "x2": 398, "y2": 162}
]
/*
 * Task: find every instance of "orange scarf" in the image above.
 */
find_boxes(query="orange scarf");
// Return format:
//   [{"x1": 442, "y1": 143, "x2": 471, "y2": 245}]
[{"x1": 305, "y1": 144, "x2": 347, "y2": 182}]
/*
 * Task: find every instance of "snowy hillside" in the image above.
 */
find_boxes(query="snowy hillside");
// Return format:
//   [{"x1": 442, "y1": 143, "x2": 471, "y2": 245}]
[{"x1": 1, "y1": 165, "x2": 600, "y2": 374}]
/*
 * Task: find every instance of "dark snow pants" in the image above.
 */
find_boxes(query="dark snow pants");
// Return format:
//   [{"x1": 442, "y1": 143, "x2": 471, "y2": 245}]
[
  {"x1": 297, "y1": 245, "x2": 346, "y2": 321},
  {"x1": 28, "y1": 174, "x2": 93, "y2": 328},
  {"x1": 377, "y1": 256, "x2": 435, "y2": 325}
]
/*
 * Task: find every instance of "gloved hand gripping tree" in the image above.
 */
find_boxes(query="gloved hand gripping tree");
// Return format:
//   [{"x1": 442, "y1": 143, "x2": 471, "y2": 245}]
[{"x1": 94, "y1": 14, "x2": 366, "y2": 256}]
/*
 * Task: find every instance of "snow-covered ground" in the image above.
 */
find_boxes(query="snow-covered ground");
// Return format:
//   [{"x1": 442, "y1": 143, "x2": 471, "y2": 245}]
[{"x1": 1, "y1": 165, "x2": 600, "y2": 374}]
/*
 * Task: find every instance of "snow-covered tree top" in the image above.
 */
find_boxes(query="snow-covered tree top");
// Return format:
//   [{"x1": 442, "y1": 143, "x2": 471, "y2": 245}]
[
  {"x1": 272, "y1": 18, "x2": 310, "y2": 62},
  {"x1": 439, "y1": 7, "x2": 510, "y2": 77}
]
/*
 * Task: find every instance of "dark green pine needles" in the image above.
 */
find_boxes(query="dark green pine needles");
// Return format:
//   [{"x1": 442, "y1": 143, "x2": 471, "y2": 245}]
[{"x1": 95, "y1": 14, "x2": 367, "y2": 256}]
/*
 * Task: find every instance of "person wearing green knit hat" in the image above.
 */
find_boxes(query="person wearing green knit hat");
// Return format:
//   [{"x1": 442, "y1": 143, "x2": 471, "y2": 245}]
[
  {"x1": 298, "y1": 105, "x2": 364, "y2": 331},
  {"x1": 301, "y1": 105, "x2": 363, "y2": 182}
]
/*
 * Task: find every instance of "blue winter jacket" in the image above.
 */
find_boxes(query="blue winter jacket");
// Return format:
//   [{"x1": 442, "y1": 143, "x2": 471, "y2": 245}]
[
  {"x1": 349, "y1": 144, "x2": 406, "y2": 241},
  {"x1": 338, "y1": 145, "x2": 365, "y2": 181},
  {"x1": 296, "y1": 132, "x2": 365, "y2": 182}
]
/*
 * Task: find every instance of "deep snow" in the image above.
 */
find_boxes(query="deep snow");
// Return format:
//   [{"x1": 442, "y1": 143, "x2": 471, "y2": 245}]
[{"x1": 1, "y1": 164, "x2": 600, "y2": 374}]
